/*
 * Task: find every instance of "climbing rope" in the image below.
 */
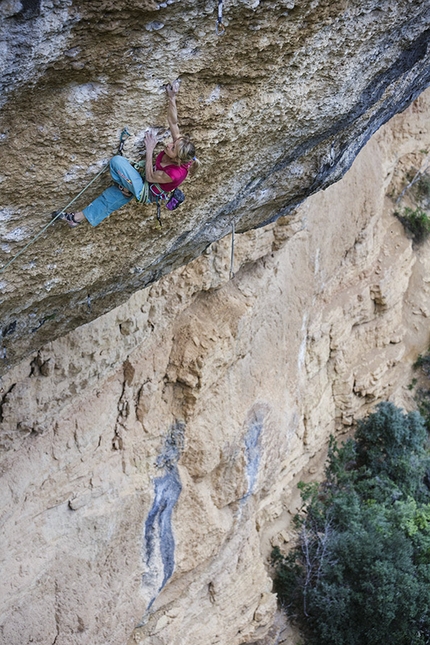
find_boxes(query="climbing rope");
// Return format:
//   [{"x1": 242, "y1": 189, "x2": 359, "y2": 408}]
[
  {"x1": 0, "y1": 129, "x2": 131, "y2": 276},
  {"x1": 0, "y1": 166, "x2": 108, "y2": 276},
  {"x1": 215, "y1": 0, "x2": 226, "y2": 35},
  {"x1": 229, "y1": 219, "x2": 235, "y2": 279},
  {"x1": 395, "y1": 156, "x2": 430, "y2": 205}
]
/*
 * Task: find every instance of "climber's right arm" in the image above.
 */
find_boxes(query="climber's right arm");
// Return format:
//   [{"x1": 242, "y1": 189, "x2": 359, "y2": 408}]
[{"x1": 166, "y1": 81, "x2": 180, "y2": 141}]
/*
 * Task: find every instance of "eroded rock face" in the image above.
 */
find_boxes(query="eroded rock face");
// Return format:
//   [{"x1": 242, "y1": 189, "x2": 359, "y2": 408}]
[
  {"x1": 0, "y1": 0, "x2": 429, "y2": 373},
  {"x1": 1, "y1": 91, "x2": 430, "y2": 645}
]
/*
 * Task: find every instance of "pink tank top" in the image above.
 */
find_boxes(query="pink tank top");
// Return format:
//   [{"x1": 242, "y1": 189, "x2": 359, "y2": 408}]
[{"x1": 155, "y1": 151, "x2": 190, "y2": 191}]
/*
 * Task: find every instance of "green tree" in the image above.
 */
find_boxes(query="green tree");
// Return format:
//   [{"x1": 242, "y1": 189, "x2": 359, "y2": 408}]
[{"x1": 273, "y1": 403, "x2": 430, "y2": 645}]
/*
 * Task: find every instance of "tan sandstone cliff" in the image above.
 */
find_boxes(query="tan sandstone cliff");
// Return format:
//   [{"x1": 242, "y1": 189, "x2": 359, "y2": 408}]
[
  {"x1": 1, "y1": 87, "x2": 430, "y2": 645},
  {"x1": 2, "y1": 1, "x2": 430, "y2": 643}
]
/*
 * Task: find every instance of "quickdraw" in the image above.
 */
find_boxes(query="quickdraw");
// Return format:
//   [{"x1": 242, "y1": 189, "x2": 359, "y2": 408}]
[
  {"x1": 155, "y1": 197, "x2": 163, "y2": 227},
  {"x1": 216, "y1": 0, "x2": 226, "y2": 35},
  {"x1": 229, "y1": 219, "x2": 235, "y2": 280},
  {"x1": 118, "y1": 128, "x2": 131, "y2": 155}
]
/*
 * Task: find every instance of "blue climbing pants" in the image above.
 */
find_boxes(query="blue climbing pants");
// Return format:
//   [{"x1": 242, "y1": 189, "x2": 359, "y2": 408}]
[{"x1": 83, "y1": 156, "x2": 144, "y2": 227}]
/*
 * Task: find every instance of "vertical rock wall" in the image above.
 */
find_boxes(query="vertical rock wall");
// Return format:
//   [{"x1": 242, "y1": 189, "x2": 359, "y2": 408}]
[{"x1": 1, "y1": 91, "x2": 430, "y2": 645}]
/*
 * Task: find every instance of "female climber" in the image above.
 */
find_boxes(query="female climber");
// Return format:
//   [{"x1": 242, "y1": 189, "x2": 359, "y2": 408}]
[{"x1": 55, "y1": 80, "x2": 199, "y2": 227}]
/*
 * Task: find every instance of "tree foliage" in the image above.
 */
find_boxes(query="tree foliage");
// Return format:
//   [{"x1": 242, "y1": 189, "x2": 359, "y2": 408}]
[
  {"x1": 273, "y1": 402, "x2": 430, "y2": 645},
  {"x1": 396, "y1": 207, "x2": 430, "y2": 244}
]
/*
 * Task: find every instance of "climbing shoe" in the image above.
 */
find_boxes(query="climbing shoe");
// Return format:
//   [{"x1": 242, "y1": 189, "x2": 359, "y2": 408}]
[{"x1": 51, "y1": 211, "x2": 81, "y2": 228}]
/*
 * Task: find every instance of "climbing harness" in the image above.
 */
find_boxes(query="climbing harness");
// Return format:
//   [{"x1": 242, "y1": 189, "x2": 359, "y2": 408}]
[
  {"x1": 133, "y1": 165, "x2": 166, "y2": 227},
  {"x1": 0, "y1": 129, "x2": 131, "y2": 276},
  {"x1": 133, "y1": 160, "x2": 186, "y2": 227},
  {"x1": 229, "y1": 219, "x2": 235, "y2": 280},
  {"x1": 215, "y1": 0, "x2": 226, "y2": 35}
]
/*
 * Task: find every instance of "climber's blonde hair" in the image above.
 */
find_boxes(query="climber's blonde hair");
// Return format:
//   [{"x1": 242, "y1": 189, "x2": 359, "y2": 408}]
[{"x1": 175, "y1": 136, "x2": 200, "y2": 177}]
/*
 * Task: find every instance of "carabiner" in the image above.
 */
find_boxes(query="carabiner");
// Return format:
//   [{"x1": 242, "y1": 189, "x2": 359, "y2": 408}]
[{"x1": 215, "y1": 20, "x2": 226, "y2": 35}]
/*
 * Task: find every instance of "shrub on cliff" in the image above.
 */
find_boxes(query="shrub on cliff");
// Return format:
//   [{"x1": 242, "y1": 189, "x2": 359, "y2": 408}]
[
  {"x1": 412, "y1": 351, "x2": 430, "y2": 429},
  {"x1": 395, "y1": 206, "x2": 430, "y2": 244},
  {"x1": 395, "y1": 167, "x2": 430, "y2": 244},
  {"x1": 273, "y1": 402, "x2": 430, "y2": 645}
]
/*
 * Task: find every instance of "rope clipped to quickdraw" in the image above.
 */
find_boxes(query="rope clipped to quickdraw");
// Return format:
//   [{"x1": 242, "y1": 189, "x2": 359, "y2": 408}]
[
  {"x1": 216, "y1": 0, "x2": 225, "y2": 35},
  {"x1": 229, "y1": 219, "x2": 235, "y2": 279},
  {"x1": 0, "y1": 129, "x2": 130, "y2": 276}
]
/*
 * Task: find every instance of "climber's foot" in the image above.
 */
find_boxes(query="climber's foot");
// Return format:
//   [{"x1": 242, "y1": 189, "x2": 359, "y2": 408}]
[{"x1": 52, "y1": 211, "x2": 81, "y2": 228}]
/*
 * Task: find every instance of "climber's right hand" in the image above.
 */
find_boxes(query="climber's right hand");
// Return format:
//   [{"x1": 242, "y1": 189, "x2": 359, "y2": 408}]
[
  {"x1": 144, "y1": 130, "x2": 158, "y2": 151},
  {"x1": 166, "y1": 80, "x2": 180, "y2": 98}
]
